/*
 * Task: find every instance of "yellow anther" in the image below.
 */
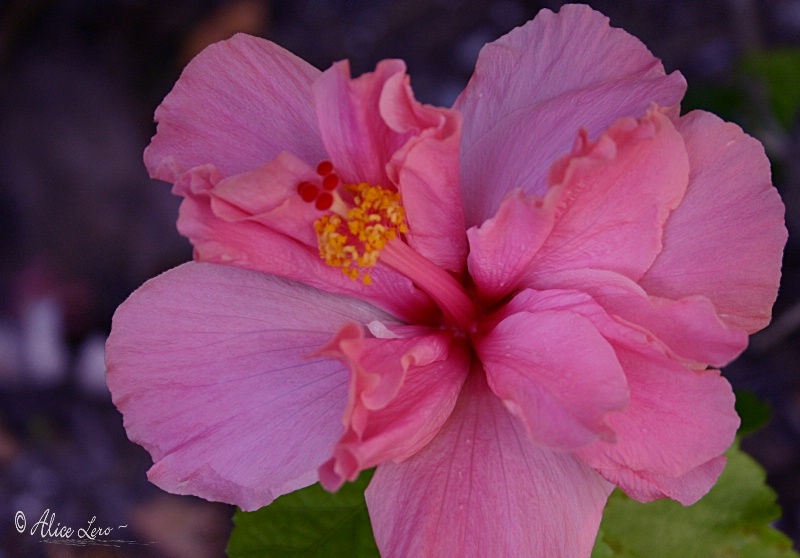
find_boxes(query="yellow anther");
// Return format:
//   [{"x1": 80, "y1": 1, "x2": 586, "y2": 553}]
[{"x1": 313, "y1": 182, "x2": 408, "y2": 284}]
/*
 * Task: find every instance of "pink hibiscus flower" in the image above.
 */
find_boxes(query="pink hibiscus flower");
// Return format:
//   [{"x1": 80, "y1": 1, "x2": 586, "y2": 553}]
[{"x1": 106, "y1": 5, "x2": 786, "y2": 557}]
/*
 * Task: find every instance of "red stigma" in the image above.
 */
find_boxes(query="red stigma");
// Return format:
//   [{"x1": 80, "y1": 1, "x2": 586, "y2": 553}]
[
  {"x1": 299, "y1": 161, "x2": 341, "y2": 209},
  {"x1": 297, "y1": 181, "x2": 319, "y2": 203},
  {"x1": 315, "y1": 192, "x2": 334, "y2": 211},
  {"x1": 322, "y1": 174, "x2": 340, "y2": 190},
  {"x1": 316, "y1": 160, "x2": 334, "y2": 176}
]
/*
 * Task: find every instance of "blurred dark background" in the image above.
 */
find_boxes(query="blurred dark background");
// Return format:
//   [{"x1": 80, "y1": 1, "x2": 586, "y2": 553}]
[{"x1": 0, "y1": 0, "x2": 798, "y2": 556}]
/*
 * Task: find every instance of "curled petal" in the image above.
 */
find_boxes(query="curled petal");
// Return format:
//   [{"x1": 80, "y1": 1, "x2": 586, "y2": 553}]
[
  {"x1": 106, "y1": 263, "x2": 399, "y2": 510},
  {"x1": 490, "y1": 287, "x2": 738, "y2": 504},
  {"x1": 455, "y1": 4, "x2": 686, "y2": 225},
  {"x1": 145, "y1": 34, "x2": 324, "y2": 183},
  {"x1": 383, "y1": 73, "x2": 466, "y2": 272},
  {"x1": 467, "y1": 188, "x2": 560, "y2": 302},
  {"x1": 317, "y1": 327, "x2": 469, "y2": 490},
  {"x1": 524, "y1": 110, "x2": 688, "y2": 282},
  {"x1": 313, "y1": 59, "x2": 410, "y2": 187},
  {"x1": 478, "y1": 308, "x2": 629, "y2": 450},
  {"x1": 200, "y1": 151, "x2": 321, "y2": 246},
  {"x1": 576, "y1": 345, "x2": 739, "y2": 505},
  {"x1": 640, "y1": 110, "x2": 787, "y2": 333},
  {"x1": 365, "y1": 372, "x2": 612, "y2": 558},
  {"x1": 529, "y1": 268, "x2": 747, "y2": 367},
  {"x1": 597, "y1": 456, "x2": 727, "y2": 505}
]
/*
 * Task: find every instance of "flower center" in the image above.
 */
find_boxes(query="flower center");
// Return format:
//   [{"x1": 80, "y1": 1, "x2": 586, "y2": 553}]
[
  {"x1": 297, "y1": 161, "x2": 476, "y2": 330},
  {"x1": 314, "y1": 183, "x2": 409, "y2": 285},
  {"x1": 297, "y1": 161, "x2": 408, "y2": 285}
]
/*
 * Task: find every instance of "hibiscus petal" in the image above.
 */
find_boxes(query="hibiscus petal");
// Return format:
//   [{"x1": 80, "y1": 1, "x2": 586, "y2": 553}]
[
  {"x1": 173, "y1": 164, "x2": 438, "y2": 324},
  {"x1": 524, "y1": 110, "x2": 688, "y2": 282},
  {"x1": 383, "y1": 77, "x2": 466, "y2": 272},
  {"x1": 365, "y1": 372, "x2": 612, "y2": 558},
  {"x1": 466, "y1": 188, "x2": 560, "y2": 301},
  {"x1": 576, "y1": 344, "x2": 738, "y2": 505},
  {"x1": 313, "y1": 59, "x2": 409, "y2": 188},
  {"x1": 596, "y1": 456, "x2": 727, "y2": 505},
  {"x1": 640, "y1": 110, "x2": 787, "y2": 333},
  {"x1": 495, "y1": 287, "x2": 738, "y2": 504},
  {"x1": 145, "y1": 34, "x2": 324, "y2": 182},
  {"x1": 529, "y1": 268, "x2": 747, "y2": 367},
  {"x1": 106, "y1": 262, "x2": 399, "y2": 510},
  {"x1": 197, "y1": 152, "x2": 321, "y2": 247},
  {"x1": 455, "y1": 4, "x2": 686, "y2": 225},
  {"x1": 317, "y1": 327, "x2": 469, "y2": 490},
  {"x1": 478, "y1": 295, "x2": 629, "y2": 450}
]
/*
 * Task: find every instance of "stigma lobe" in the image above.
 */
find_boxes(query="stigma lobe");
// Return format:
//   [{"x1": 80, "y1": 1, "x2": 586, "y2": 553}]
[{"x1": 298, "y1": 160, "x2": 341, "y2": 209}]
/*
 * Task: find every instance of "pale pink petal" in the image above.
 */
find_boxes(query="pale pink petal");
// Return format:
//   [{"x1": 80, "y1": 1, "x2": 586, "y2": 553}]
[
  {"x1": 384, "y1": 77, "x2": 466, "y2": 271},
  {"x1": 455, "y1": 4, "x2": 686, "y2": 225},
  {"x1": 495, "y1": 288, "x2": 738, "y2": 504},
  {"x1": 576, "y1": 344, "x2": 738, "y2": 505},
  {"x1": 365, "y1": 372, "x2": 612, "y2": 558},
  {"x1": 640, "y1": 110, "x2": 787, "y2": 333},
  {"x1": 106, "y1": 262, "x2": 399, "y2": 511},
  {"x1": 523, "y1": 110, "x2": 688, "y2": 282},
  {"x1": 313, "y1": 59, "x2": 409, "y2": 187},
  {"x1": 173, "y1": 164, "x2": 437, "y2": 324},
  {"x1": 490, "y1": 286, "x2": 679, "y2": 362},
  {"x1": 597, "y1": 456, "x2": 727, "y2": 505},
  {"x1": 145, "y1": 34, "x2": 324, "y2": 182},
  {"x1": 201, "y1": 151, "x2": 321, "y2": 247},
  {"x1": 477, "y1": 293, "x2": 629, "y2": 450},
  {"x1": 317, "y1": 327, "x2": 469, "y2": 490},
  {"x1": 466, "y1": 188, "x2": 560, "y2": 301},
  {"x1": 475, "y1": 289, "x2": 635, "y2": 450},
  {"x1": 529, "y1": 268, "x2": 747, "y2": 367}
]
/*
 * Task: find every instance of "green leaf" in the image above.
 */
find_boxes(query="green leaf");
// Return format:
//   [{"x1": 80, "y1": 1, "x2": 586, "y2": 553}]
[
  {"x1": 735, "y1": 389, "x2": 773, "y2": 436},
  {"x1": 226, "y1": 437, "x2": 796, "y2": 557},
  {"x1": 740, "y1": 49, "x2": 800, "y2": 128},
  {"x1": 592, "y1": 443, "x2": 798, "y2": 558},
  {"x1": 227, "y1": 470, "x2": 379, "y2": 558}
]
